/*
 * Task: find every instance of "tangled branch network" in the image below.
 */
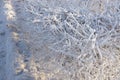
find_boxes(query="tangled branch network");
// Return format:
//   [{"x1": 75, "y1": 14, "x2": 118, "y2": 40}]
[
  {"x1": 24, "y1": 0, "x2": 120, "y2": 60},
  {"x1": 22, "y1": 0, "x2": 120, "y2": 79}
]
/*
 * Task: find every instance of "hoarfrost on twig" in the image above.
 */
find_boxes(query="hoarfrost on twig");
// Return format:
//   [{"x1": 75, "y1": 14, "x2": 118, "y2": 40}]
[
  {"x1": 23, "y1": 0, "x2": 120, "y2": 79},
  {"x1": 24, "y1": 0, "x2": 120, "y2": 59}
]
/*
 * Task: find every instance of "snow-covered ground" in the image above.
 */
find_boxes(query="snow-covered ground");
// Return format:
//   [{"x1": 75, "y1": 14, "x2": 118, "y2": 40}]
[
  {"x1": 0, "y1": 1, "x2": 7, "y2": 79},
  {"x1": 0, "y1": 0, "x2": 120, "y2": 80}
]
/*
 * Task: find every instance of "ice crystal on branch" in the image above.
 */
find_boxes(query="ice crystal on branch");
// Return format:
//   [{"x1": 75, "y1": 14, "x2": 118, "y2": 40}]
[
  {"x1": 23, "y1": 0, "x2": 120, "y2": 79},
  {"x1": 24, "y1": 0, "x2": 120, "y2": 60}
]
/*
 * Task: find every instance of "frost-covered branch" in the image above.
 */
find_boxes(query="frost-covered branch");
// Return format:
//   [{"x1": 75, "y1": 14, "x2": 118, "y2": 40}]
[{"x1": 23, "y1": 0, "x2": 120, "y2": 79}]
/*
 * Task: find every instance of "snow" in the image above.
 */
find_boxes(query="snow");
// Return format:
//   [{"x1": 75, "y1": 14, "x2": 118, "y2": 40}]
[
  {"x1": 0, "y1": 0, "x2": 120, "y2": 80},
  {"x1": 0, "y1": 0, "x2": 8, "y2": 79}
]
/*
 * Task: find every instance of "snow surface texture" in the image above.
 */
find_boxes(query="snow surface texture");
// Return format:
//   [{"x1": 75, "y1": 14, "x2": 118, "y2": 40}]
[
  {"x1": 0, "y1": 0, "x2": 120, "y2": 80},
  {"x1": 0, "y1": 1, "x2": 7, "y2": 79}
]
